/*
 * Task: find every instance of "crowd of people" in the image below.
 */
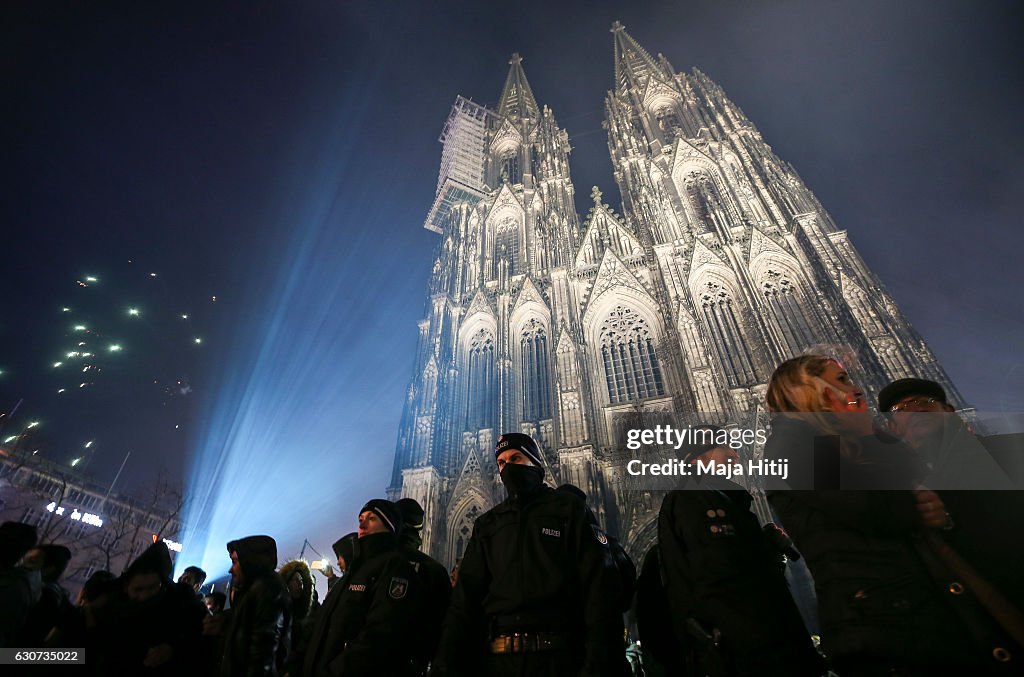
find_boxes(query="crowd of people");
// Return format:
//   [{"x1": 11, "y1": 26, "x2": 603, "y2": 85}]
[{"x1": 1, "y1": 356, "x2": 1022, "y2": 676}]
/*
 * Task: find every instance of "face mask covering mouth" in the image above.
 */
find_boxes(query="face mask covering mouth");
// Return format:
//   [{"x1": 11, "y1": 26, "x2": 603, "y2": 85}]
[{"x1": 500, "y1": 462, "x2": 545, "y2": 496}]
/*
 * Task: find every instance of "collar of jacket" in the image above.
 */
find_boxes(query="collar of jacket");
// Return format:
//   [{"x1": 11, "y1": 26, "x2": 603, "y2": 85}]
[
  {"x1": 354, "y1": 531, "x2": 398, "y2": 560},
  {"x1": 496, "y1": 483, "x2": 552, "y2": 512}
]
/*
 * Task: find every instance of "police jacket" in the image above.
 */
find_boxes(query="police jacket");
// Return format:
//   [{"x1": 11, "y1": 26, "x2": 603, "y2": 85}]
[
  {"x1": 432, "y1": 484, "x2": 624, "y2": 677},
  {"x1": 302, "y1": 531, "x2": 422, "y2": 677},
  {"x1": 220, "y1": 572, "x2": 292, "y2": 677},
  {"x1": 400, "y1": 546, "x2": 451, "y2": 674},
  {"x1": 766, "y1": 415, "x2": 1015, "y2": 671},
  {"x1": 658, "y1": 481, "x2": 823, "y2": 676}
]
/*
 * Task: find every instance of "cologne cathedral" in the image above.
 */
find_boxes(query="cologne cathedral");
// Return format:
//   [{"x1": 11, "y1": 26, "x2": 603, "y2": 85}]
[{"x1": 388, "y1": 23, "x2": 958, "y2": 564}]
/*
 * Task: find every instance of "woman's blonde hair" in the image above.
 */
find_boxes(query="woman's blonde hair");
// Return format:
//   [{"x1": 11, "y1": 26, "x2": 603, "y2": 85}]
[
  {"x1": 765, "y1": 354, "x2": 838, "y2": 414},
  {"x1": 767, "y1": 354, "x2": 867, "y2": 459}
]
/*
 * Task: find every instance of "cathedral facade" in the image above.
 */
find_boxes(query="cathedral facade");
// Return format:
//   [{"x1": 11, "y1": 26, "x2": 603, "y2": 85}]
[{"x1": 388, "y1": 23, "x2": 958, "y2": 565}]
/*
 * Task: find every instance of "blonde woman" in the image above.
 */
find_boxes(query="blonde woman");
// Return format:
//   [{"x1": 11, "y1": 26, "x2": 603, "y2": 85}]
[
  {"x1": 764, "y1": 356, "x2": 1008, "y2": 674},
  {"x1": 764, "y1": 355, "x2": 920, "y2": 490}
]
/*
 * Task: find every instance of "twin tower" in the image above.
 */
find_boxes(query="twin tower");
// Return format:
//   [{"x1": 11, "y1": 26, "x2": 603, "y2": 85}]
[{"x1": 389, "y1": 23, "x2": 957, "y2": 563}]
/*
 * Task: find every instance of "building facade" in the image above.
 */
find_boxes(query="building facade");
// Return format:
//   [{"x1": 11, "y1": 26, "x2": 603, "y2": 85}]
[
  {"x1": 389, "y1": 24, "x2": 959, "y2": 565},
  {"x1": 0, "y1": 451, "x2": 184, "y2": 594}
]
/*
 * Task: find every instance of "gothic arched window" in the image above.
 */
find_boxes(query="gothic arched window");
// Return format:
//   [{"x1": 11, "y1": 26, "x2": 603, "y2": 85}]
[
  {"x1": 684, "y1": 171, "x2": 721, "y2": 233},
  {"x1": 466, "y1": 328, "x2": 495, "y2": 429},
  {"x1": 557, "y1": 336, "x2": 579, "y2": 385},
  {"x1": 599, "y1": 306, "x2": 665, "y2": 404},
  {"x1": 451, "y1": 503, "x2": 482, "y2": 562},
  {"x1": 500, "y1": 149, "x2": 521, "y2": 185},
  {"x1": 422, "y1": 363, "x2": 438, "y2": 409},
  {"x1": 699, "y1": 281, "x2": 757, "y2": 388},
  {"x1": 520, "y1": 319, "x2": 551, "y2": 420},
  {"x1": 762, "y1": 269, "x2": 815, "y2": 354},
  {"x1": 493, "y1": 217, "x2": 521, "y2": 277}
]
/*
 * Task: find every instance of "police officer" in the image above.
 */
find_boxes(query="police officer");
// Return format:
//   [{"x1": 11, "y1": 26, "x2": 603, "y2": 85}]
[
  {"x1": 395, "y1": 498, "x2": 452, "y2": 676},
  {"x1": 303, "y1": 499, "x2": 422, "y2": 677},
  {"x1": 431, "y1": 432, "x2": 626, "y2": 677},
  {"x1": 656, "y1": 427, "x2": 824, "y2": 676}
]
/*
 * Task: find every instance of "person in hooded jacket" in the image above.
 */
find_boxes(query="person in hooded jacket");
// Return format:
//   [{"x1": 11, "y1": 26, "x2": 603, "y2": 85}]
[
  {"x1": 88, "y1": 541, "x2": 206, "y2": 676},
  {"x1": 321, "y1": 533, "x2": 359, "y2": 592},
  {"x1": 431, "y1": 432, "x2": 627, "y2": 677},
  {"x1": 279, "y1": 559, "x2": 319, "y2": 677},
  {"x1": 220, "y1": 535, "x2": 292, "y2": 677},
  {"x1": 302, "y1": 499, "x2": 423, "y2": 677}
]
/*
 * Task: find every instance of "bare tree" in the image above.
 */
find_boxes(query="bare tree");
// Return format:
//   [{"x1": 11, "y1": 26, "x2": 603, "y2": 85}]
[{"x1": 85, "y1": 467, "x2": 185, "y2": 574}]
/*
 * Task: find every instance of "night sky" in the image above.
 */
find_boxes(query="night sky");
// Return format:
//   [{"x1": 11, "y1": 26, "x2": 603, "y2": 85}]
[{"x1": 3, "y1": 1, "x2": 1022, "y2": 570}]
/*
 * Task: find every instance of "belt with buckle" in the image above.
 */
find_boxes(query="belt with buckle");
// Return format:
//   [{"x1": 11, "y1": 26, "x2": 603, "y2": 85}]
[{"x1": 489, "y1": 631, "x2": 567, "y2": 654}]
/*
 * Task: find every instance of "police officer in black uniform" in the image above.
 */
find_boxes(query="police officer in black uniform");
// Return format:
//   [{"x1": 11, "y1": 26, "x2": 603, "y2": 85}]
[
  {"x1": 431, "y1": 432, "x2": 627, "y2": 677},
  {"x1": 395, "y1": 498, "x2": 452, "y2": 676},
  {"x1": 656, "y1": 427, "x2": 824, "y2": 677},
  {"x1": 302, "y1": 499, "x2": 422, "y2": 677}
]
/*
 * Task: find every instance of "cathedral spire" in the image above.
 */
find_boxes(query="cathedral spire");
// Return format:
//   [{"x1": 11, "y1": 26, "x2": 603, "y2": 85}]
[
  {"x1": 610, "y1": 21, "x2": 664, "y2": 95},
  {"x1": 497, "y1": 53, "x2": 540, "y2": 121}
]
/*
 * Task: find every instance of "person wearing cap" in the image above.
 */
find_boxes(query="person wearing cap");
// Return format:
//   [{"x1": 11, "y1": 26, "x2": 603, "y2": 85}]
[
  {"x1": 395, "y1": 497, "x2": 452, "y2": 676},
  {"x1": 302, "y1": 498, "x2": 423, "y2": 677},
  {"x1": 652, "y1": 425, "x2": 824, "y2": 676},
  {"x1": 432, "y1": 432, "x2": 626, "y2": 677},
  {"x1": 881, "y1": 377, "x2": 1024, "y2": 614},
  {"x1": 880, "y1": 377, "x2": 1013, "y2": 489},
  {"x1": 219, "y1": 535, "x2": 291, "y2": 676},
  {"x1": 765, "y1": 357, "x2": 1017, "y2": 673}
]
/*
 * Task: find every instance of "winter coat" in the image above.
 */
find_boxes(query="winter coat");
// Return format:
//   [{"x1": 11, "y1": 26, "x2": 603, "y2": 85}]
[
  {"x1": 766, "y1": 415, "x2": 1016, "y2": 672},
  {"x1": 657, "y1": 482, "x2": 823, "y2": 676},
  {"x1": 431, "y1": 484, "x2": 625, "y2": 677},
  {"x1": 220, "y1": 572, "x2": 291, "y2": 676},
  {"x1": 302, "y1": 531, "x2": 422, "y2": 677},
  {"x1": 279, "y1": 560, "x2": 320, "y2": 676},
  {"x1": 398, "y1": 546, "x2": 450, "y2": 675},
  {"x1": 221, "y1": 536, "x2": 291, "y2": 677}
]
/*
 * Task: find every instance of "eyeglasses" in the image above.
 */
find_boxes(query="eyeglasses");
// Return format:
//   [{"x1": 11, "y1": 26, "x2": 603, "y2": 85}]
[{"x1": 889, "y1": 397, "x2": 941, "y2": 413}]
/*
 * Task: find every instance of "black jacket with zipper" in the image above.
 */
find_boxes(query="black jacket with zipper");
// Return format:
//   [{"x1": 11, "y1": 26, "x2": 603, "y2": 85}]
[{"x1": 431, "y1": 484, "x2": 624, "y2": 677}]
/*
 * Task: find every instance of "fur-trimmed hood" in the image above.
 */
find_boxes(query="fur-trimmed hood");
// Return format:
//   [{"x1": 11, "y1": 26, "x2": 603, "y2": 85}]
[{"x1": 278, "y1": 559, "x2": 316, "y2": 618}]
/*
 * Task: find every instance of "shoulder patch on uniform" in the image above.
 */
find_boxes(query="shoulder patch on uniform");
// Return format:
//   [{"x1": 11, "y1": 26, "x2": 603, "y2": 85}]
[
  {"x1": 591, "y1": 524, "x2": 609, "y2": 546},
  {"x1": 388, "y1": 576, "x2": 409, "y2": 600}
]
